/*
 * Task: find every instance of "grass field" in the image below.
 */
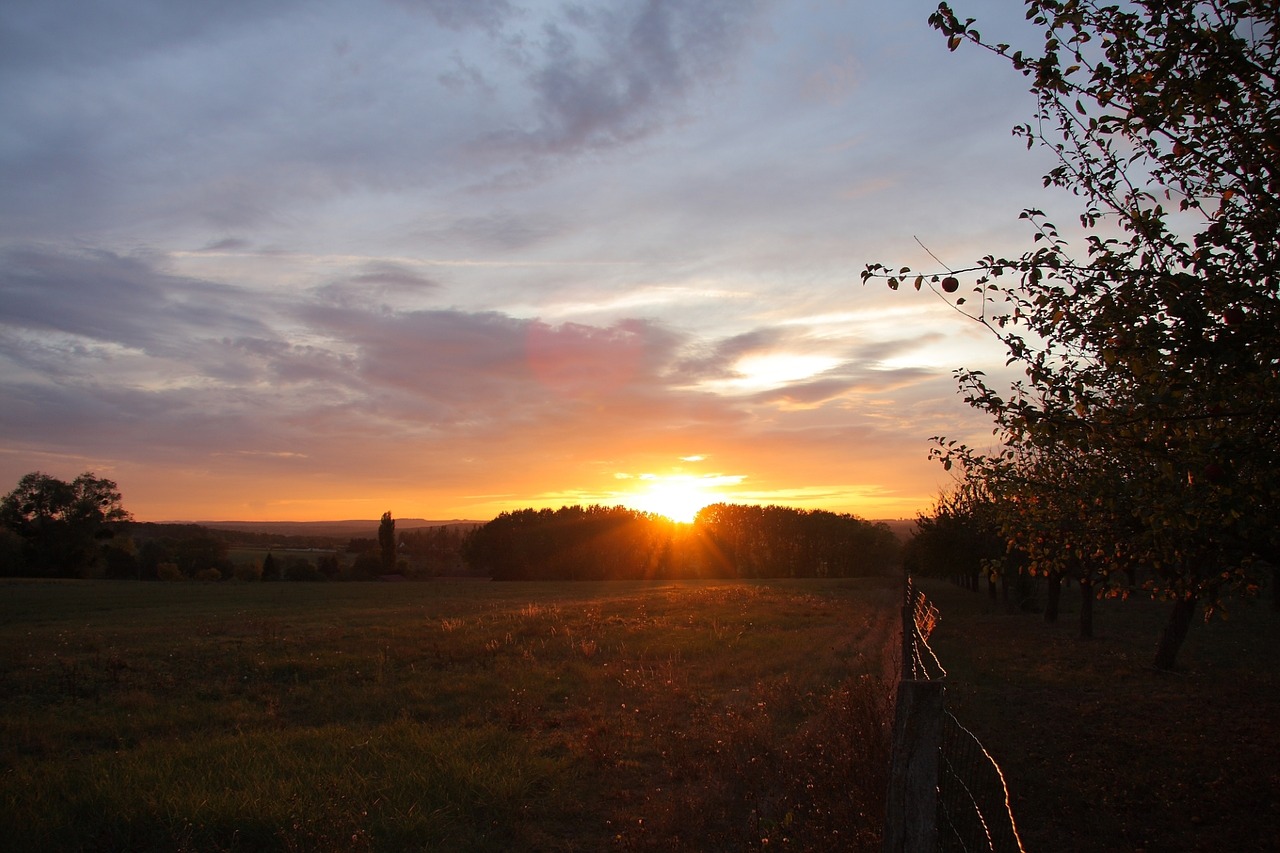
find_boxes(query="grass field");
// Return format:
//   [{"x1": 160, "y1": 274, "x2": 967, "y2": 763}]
[
  {"x1": 919, "y1": 578, "x2": 1280, "y2": 853},
  {"x1": 0, "y1": 577, "x2": 899, "y2": 852}
]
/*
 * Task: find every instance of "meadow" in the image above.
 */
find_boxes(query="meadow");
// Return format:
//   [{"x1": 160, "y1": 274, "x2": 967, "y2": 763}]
[{"x1": 0, "y1": 578, "x2": 899, "y2": 852}]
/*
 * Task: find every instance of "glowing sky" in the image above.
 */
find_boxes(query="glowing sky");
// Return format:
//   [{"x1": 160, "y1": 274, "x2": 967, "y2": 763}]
[{"x1": 0, "y1": 0, "x2": 1057, "y2": 522}]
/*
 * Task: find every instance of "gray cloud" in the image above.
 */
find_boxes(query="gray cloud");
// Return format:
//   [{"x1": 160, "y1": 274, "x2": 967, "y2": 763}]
[
  {"x1": 514, "y1": 0, "x2": 765, "y2": 153},
  {"x1": 0, "y1": 245, "x2": 276, "y2": 358},
  {"x1": 671, "y1": 328, "x2": 784, "y2": 382},
  {"x1": 310, "y1": 262, "x2": 443, "y2": 311},
  {"x1": 417, "y1": 211, "x2": 567, "y2": 252},
  {"x1": 397, "y1": 0, "x2": 515, "y2": 33},
  {"x1": 1, "y1": 0, "x2": 776, "y2": 242},
  {"x1": 0, "y1": 244, "x2": 754, "y2": 481},
  {"x1": 0, "y1": 0, "x2": 299, "y2": 73}
]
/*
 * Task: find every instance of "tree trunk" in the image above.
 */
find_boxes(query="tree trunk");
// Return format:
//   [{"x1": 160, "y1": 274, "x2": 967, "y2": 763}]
[
  {"x1": 988, "y1": 571, "x2": 998, "y2": 601},
  {"x1": 1153, "y1": 597, "x2": 1198, "y2": 671},
  {"x1": 1045, "y1": 571, "x2": 1062, "y2": 623},
  {"x1": 1079, "y1": 577, "x2": 1094, "y2": 639},
  {"x1": 1274, "y1": 564, "x2": 1279, "y2": 612}
]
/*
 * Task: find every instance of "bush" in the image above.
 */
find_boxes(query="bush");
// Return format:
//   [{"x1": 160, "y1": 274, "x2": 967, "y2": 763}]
[
  {"x1": 0, "y1": 528, "x2": 28, "y2": 577},
  {"x1": 347, "y1": 551, "x2": 383, "y2": 580},
  {"x1": 283, "y1": 556, "x2": 323, "y2": 582},
  {"x1": 232, "y1": 562, "x2": 262, "y2": 582},
  {"x1": 156, "y1": 562, "x2": 183, "y2": 581},
  {"x1": 194, "y1": 567, "x2": 223, "y2": 582}
]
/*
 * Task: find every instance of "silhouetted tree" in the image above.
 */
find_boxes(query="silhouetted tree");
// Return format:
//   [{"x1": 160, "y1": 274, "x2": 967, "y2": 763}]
[
  {"x1": 0, "y1": 528, "x2": 26, "y2": 577},
  {"x1": 0, "y1": 471, "x2": 131, "y2": 577},
  {"x1": 317, "y1": 552, "x2": 340, "y2": 580},
  {"x1": 283, "y1": 555, "x2": 322, "y2": 581},
  {"x1": 694, "y1": 504, "x2": 899, "y2": 578},
  {"x1": 865, "y1": 0, "x2": 1280, "y2": 668},
  {"x1": 351, "y1": 551, "x2": 383, "y2": 579},
  {"x1": 347, "y1": 537, "x2": 376, "y2": 554},
  {"x1": 463, "y1": 503, "x2": 898, "y2": 581},
  {"x1": 101, "y1": 540, "x2": 139, "y2": 580},
  {"x1": 399, "y1": 525, "x2": 471, "y2": 575},
  {"x1": 378, "y1": 511, "x2": 396, "y2": 574}
]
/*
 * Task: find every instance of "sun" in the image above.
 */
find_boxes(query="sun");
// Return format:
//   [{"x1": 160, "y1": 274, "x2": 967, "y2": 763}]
[{"x1": 628, "y1": 476, "x2": 712, "y2": 523}]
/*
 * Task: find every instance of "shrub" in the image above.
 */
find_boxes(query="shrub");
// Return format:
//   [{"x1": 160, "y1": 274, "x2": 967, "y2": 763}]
[
  {"x1": 232, "y1": 562, "x2": 262, "y2": 582},
  {"x1": 156, "y1": 562, "x2": 183, "y2": 581}
]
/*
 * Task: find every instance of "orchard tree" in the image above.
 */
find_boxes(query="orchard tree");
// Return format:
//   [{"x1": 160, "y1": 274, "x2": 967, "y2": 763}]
[
  {"x1": 952, "y1": 437, "x2": 1138, "y2": 636},
  {"x1": 908, "y1": 478, "x2": 1004, "y2": 595},
  {"x1": 865, "y1": 0, "x2": 1279, "y2": 668},
  {"x1": 0, "y1": 471, "x2": 132, "y2": 577}
]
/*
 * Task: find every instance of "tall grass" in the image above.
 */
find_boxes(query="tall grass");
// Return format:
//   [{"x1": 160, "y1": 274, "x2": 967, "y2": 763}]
[{"x1": 0, "y1": 578, "x2": 897, "y2": 851}]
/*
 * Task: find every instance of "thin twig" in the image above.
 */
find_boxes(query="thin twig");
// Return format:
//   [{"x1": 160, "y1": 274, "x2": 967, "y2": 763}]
[{"x1": 914, "y1": 235, "x2": 956, "y2": 274}]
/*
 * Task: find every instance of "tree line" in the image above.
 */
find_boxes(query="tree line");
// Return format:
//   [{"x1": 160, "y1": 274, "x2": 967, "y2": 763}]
[
  {"x1": 1, "y1": 473, "x2": 902, "y2": 582},
  {"x1": 462, "y1": 503, "x2": 901, "y2": 581},
  {"x1": 0, "y1": 474, "x2": 474, "y2": 581}
]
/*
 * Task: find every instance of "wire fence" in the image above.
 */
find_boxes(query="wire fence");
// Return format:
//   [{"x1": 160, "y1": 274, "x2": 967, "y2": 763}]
[
  {"x1": 904, "y1": 580, "x2": 945, "y2": 681},
  {"x1": 937, "y1": 711, "x2": 1024, "y2": 853},
  {"x1": 886, "y1": 577, "x2": 1026, "y2": 853}
]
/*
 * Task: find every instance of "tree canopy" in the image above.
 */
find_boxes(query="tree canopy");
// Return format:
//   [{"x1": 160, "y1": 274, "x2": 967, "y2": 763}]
[
  {"x1": 0, "y1": 471, "x2": 132, "y2": 577},
  {"x1": 378, "y1": 511, "x2": 396, "y2": 574},
  {"x1": 865, "y1": 0, "x2": 1280, "y2": 668},
  {"x1": 462, "y1": 503, "x2": 899, "y2": 581}
]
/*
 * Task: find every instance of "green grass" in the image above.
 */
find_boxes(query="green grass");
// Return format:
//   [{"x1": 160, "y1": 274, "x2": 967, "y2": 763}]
[
  {"x1": 0, "y1": 578, "x2": 898, "y2": 852},
  {"x1": 919, "y1": 578, "x2": 1280, "y2": 853}
]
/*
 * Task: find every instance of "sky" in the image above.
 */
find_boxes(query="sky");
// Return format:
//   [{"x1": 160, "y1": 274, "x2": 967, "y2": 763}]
[{"x1": 0, "y1": 0, "x2": 1061, "y2": 523}]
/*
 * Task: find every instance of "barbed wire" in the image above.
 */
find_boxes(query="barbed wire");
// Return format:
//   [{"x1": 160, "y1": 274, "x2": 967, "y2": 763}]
[{"x1": 898, "y1": 577, "x2": 1024, "y2": 853}]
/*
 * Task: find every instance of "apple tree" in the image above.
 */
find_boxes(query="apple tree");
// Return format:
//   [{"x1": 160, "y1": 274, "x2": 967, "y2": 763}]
[{"x1": 865, "y1": 0, "x2": 1279, "y2": 668}]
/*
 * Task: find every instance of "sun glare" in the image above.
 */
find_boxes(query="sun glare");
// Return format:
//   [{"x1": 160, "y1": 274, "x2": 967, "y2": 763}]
[{"x1": 628, "y1": 476, "x2": 713, "y2": 523}]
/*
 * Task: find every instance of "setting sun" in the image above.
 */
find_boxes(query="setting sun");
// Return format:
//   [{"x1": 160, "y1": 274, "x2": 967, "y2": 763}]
[
  {"x1": 0, "y1": 0, "x2": 1027, "y2": 529},
  {"x1": 627, "y1": 475, "x2": 715, "y2": 523}
]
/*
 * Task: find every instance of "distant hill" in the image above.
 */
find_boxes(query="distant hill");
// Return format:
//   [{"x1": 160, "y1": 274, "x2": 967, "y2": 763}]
[
  {"x1": 170, "y1": 519, "x2": 484, "y2": 538},
  {"x1": 877, "y1": 518, "x2": 918, "y2": 542}
]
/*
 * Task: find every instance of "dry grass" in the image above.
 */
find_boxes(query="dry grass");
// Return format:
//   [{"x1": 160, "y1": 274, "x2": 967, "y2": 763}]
[{"x1": 0, "y1": 577, "x2": 899, "y2": 852}]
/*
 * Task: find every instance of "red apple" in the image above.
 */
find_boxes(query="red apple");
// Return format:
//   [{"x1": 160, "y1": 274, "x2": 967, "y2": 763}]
[{"x1": 941, "y1": 276, "x2": 959, "y2": 293}]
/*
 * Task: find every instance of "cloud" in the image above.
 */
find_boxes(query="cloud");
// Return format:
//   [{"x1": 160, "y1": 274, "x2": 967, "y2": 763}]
[
  {"x1": 0, "y1": 242, "x2": 771, "y2": 500},
  {"x1": 311, "y1": 262, "x2": 442, "y2": 310},
  {"x1": 293, "y1": 302, "x2": 693, "y2": 422},
  {"x1": 671, "y1": 328, "x2": 785, "y2": 382},
  {"x1": 494, "y1": 0, "x2": 767, "y2": 155},
  {"x1": 0, "y1": 0, "x2": 302, "y2": 73},
  {"x1": 197, "y1": 237, "x2": 254, "y2": 253},
  {"x1": 0, "y1": 245, "x2": 276, "y2": 359},
  {"x1": 0, "y1": 1, "x2": 1054, "y2": 521},
  {"x1": 1, "y1": 0, "x2": 778, "y2": 244},
  {"x1": 397, "y1": 0, "x2": 515, "y2": 34},
  {"x1": 416, "y1": 211, "x2": 567, "y2": 252}
]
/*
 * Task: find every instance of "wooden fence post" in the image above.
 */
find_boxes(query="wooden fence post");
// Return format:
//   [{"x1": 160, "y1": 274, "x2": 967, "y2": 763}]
[
  {"x1": 901, "y1": 575, "x2": 913, "y2": 681},
  {"x1": 883, "y1": 679, "x2": 945, "y2": 853}
]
